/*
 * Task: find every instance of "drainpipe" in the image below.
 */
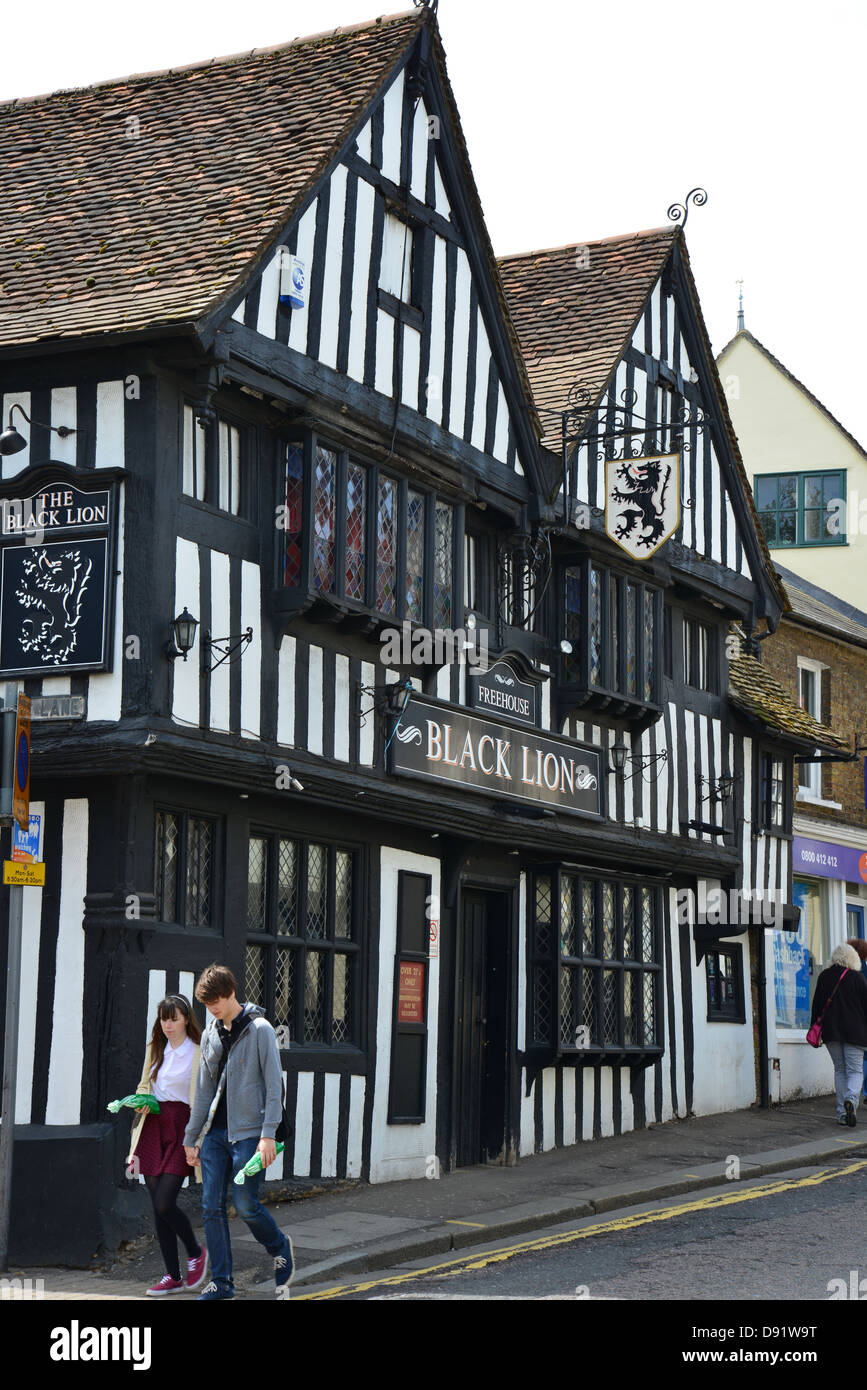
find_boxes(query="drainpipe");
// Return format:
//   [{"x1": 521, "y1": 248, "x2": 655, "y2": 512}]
[{"x1": 757, "y1": 925, "x2": 770, "y2": 1108}]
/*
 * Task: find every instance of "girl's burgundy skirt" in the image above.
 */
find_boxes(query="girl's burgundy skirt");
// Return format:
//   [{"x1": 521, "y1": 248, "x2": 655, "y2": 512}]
[{"x1": 135, "y1": 1100, "x2": 195, "y2": 1178}]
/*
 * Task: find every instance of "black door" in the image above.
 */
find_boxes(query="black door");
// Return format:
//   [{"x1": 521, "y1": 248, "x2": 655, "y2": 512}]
[{"x1": 455, "y1": 890, "x2": 509, "y2": 1166}]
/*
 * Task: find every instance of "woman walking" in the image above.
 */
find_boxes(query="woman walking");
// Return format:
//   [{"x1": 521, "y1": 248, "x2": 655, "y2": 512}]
[
  {"x1": 810, "y1": 942, "x2": 867, "y2": 1127},
  {"x1": 128, "y1": 994, "x2": 209, "y2": 1295}
]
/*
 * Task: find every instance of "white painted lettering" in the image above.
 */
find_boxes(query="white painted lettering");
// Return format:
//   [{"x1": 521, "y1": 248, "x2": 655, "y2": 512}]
[
  {"x1": 495, "y1": 738, "x2": 511, "y2": 779},
  {"x1": 478, "y1": 735, "x2": 495, "y2": 775},
  {"x1": 427, "y1": 721, "x2": 443, "y2": 761},
  {"x1": 458, "y1": 730, "x2": 477, "y2": 771}
]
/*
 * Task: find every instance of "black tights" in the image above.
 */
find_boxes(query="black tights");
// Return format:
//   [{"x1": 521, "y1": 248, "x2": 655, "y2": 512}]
[{"x1": 144, "y1": 1174, "x2": 201, "y2": 1281}]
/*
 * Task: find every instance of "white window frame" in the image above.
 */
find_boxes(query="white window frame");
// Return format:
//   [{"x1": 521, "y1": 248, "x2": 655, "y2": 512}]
[
  {"x1": 796, "y1": 657, "x2": 831, "y2": 802},
  {"x1": 380, "y1": 214, "x2": 414, "y2": 302},
  {"x1": 218, "y1": 422, "x2": 241, "y2": 516},
  {"x1": 182, "y1": 405, "x2": 207, "y2": 502}
]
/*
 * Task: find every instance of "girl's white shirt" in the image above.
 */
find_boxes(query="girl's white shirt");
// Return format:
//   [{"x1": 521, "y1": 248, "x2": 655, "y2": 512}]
[{"x1": 152, "y1": 1035, "x2": 195, "y2": 1103}]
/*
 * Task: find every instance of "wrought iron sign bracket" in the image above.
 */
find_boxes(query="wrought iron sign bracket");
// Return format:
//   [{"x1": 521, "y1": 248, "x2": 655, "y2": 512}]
[{"x1": 203, "y1": 627, "x2": 253, "y2": 672}]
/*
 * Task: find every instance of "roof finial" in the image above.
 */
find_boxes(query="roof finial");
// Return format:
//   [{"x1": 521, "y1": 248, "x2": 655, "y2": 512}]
[
  {"x1": 666, "y1": 188, "x2": 708, "y2": 230},
  {"x1": 736, "y1": 279, "x2": 744, "y2": 332}
]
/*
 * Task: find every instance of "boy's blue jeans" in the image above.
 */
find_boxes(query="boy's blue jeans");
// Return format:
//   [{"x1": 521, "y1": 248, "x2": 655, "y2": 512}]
[{"x1": 200, "y1": 1128, "x2": 286, "y2": 1291}]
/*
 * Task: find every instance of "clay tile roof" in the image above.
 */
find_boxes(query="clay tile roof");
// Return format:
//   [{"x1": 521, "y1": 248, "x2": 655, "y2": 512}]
[
  {"x1": 728, "y1": 653, "x2": 850, "y2": 752},
  {"x1": 497, "y1": 229, "x2": 677, "y2": 451},
  {"x1": 0, "y1": 9, "x2": 425, "y2": 350}
]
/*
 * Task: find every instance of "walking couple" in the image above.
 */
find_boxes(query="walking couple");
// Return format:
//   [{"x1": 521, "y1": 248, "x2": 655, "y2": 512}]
[{"x1": 127, "y1": 963, "x2": 294, "y2": 1300}]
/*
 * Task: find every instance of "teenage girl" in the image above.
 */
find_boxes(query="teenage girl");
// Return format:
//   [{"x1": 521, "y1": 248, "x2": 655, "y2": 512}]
[{"x1": 128, "y1": 994, "x2": 209, "y2": 1295}]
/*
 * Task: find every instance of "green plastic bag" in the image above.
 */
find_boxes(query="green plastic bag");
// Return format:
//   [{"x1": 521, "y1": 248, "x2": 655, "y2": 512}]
[
  {"x1": 107, "y1": 1093, "x2": 161, "y2": 1115},
  {"x1": 234, "y1": 1142, "x2": 285, "y2": 1184}
]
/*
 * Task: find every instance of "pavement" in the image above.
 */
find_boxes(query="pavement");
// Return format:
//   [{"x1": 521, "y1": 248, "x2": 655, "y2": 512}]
[{"x1": 7, "y1": 1093, "x2": 867, "y2": 1300}]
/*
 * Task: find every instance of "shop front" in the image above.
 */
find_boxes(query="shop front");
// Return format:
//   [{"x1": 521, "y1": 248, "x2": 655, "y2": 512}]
[{"x1": 772, "y1": 824, "x2": 867, "y2": 1099}]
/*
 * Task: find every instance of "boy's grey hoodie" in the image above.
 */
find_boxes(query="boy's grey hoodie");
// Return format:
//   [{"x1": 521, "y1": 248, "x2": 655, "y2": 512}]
[{"x1": 183, "y1": 1004, "x2": 283, "y2": 1147}]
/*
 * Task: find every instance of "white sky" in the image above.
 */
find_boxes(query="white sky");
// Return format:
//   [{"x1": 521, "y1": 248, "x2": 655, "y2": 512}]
[{"x1": 5, "y1": 0, "x2": 866, "y2": 443}]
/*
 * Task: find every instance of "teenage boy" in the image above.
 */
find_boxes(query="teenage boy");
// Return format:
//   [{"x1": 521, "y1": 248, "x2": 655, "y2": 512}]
[{"x1": 183, "y1": 963, "x2": 294, "y2": 1301}]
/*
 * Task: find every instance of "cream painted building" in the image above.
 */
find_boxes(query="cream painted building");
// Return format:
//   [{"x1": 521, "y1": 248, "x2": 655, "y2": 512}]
[{"x1": 717, "y1": 329, "x2": 867, "y2": 608}]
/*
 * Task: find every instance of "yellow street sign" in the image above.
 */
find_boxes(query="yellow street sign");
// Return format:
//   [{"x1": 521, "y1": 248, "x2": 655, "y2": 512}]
[{"x1": 3, "y1": 860, "x2": 45, "y2": 887}]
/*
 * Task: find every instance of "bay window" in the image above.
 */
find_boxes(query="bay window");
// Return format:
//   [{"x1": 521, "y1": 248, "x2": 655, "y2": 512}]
[
  {"x1": 278, "y1": 435, "x2": 458, "y2": 629},
  {"x1": 561, "y1": 558, "x2": 661, "y2": 712}
]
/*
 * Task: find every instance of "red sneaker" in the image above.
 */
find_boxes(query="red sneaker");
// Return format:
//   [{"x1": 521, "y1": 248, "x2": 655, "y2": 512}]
[
  {"x1": 146, "y1": 1274, "x2": 184, "y2": 1296},
  {"x1": 186, "y1": 1245, "x2": 209, "y2": 1291}
]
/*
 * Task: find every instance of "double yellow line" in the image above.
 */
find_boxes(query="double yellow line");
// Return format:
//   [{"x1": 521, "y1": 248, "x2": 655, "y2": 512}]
[{"x1": 294, "y1": 1158, "x2": 867, "y2": 1300}]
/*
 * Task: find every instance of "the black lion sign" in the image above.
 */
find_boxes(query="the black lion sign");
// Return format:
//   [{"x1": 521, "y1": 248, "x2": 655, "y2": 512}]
[
  {"x1": 604, "y1": 453, "x2": 680, "y2": 560},
  {"x1": 0, "y1": 539, "x2": 108, "y2": 673}
]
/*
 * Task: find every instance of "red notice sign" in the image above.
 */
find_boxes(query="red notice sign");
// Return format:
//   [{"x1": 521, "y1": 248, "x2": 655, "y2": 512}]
[{"x1": 397, "y1": 961, "x2": 425, "y2": 1023}]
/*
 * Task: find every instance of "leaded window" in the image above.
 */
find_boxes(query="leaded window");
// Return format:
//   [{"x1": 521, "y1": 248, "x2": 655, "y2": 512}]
[
  {"x1": 154, "y1": 809, "x2": 217, "y2": 929},
  {"x1": 279, "y1": 437, "x2": 456, "y2": 630},
  {"x1": 313, "y1": 446, "x2": 337, "y2": 592},
  {"x1": 245, "y1": 833, "x2": 360, "y2": 1048},
  {"x1": 376, "y1": 475, "x2": 398, "y2": 614},
  {"x1": 406, "y1": 489, "x2": 425, "y2": 621},
  {"x1": 433, "y1": 500, "x2": 453, "y2": 627},
  {"x1": 529, "y1": 870, "x2": 662, "y2": 1056}
]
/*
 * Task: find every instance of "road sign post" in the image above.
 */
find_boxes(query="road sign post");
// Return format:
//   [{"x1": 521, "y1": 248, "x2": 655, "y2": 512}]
[{"x1": 0, "y1": 683, "x2": 22, "y2": 1271}]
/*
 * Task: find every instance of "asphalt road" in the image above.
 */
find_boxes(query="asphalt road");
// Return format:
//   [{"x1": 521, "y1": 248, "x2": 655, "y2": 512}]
[{"x1": 299, "y1": 1157, "x2": 867, "y2": 1303}]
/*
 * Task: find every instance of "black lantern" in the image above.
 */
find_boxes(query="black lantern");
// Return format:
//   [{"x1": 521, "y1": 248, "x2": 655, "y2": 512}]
[
  {"x1": 610, "y1": 741, "x2": 630, "y2": 774},
  {"x1": 166, "y1": 608, "x2": 199, "y2": 662}
]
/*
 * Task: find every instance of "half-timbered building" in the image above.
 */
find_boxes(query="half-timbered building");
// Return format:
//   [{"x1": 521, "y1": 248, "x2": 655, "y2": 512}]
[{"x1": 0, "y1": 6, "x2": 839, "y2": 1262}]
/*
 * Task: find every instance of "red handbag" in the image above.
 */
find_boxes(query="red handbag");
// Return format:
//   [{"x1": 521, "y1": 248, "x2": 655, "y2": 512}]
[{"x1": 806, "y1": 968, "x2": 848, "y2": 1047}]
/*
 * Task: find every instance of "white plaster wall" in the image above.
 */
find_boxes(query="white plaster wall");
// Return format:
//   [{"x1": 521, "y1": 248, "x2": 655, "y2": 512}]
[{"x1": 689, "y1": 879, "x2": 757, "y2": 1115}]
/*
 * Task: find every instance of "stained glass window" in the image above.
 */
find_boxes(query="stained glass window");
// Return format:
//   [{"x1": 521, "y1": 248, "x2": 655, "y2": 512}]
[
  {"x1": 313, "y1": 446, "x2": 336, "y2": 592},
  {"x1": 376, "y1": 476, "x2": 397, "y2": 614},
  {"x1": 345, "y1": 463, "x2": 366, "y2": 601},
  {"x1": 405, "y1": 489, "x2": 425, "y2": 621}
]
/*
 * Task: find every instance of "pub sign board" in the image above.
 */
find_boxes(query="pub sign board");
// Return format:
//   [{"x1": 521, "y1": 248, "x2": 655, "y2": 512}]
[
  {"x1": 0, "y1": 471, "x2": 118, "y2": 679},
  {"x1": 389, "y1": 694, "x2": 603, "y2": 818},
  {"x1": 468, "y1": 657, "x2": 538, "y2": 726}
]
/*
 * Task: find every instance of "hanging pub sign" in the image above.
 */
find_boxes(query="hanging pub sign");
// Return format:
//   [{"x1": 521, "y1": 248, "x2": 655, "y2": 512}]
[
  {"x1": 605, "y1": 453, "x2": 680, "y2": 560},
  {"x1": 0, "y1": 468, "x2": 120, "y2": 679},
  {"x1": 389, "y1": 694, "x2": 602, "y2": 818},
  {"x1": 468, "y1": 657, "x2": 538, "y2": 726}
]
